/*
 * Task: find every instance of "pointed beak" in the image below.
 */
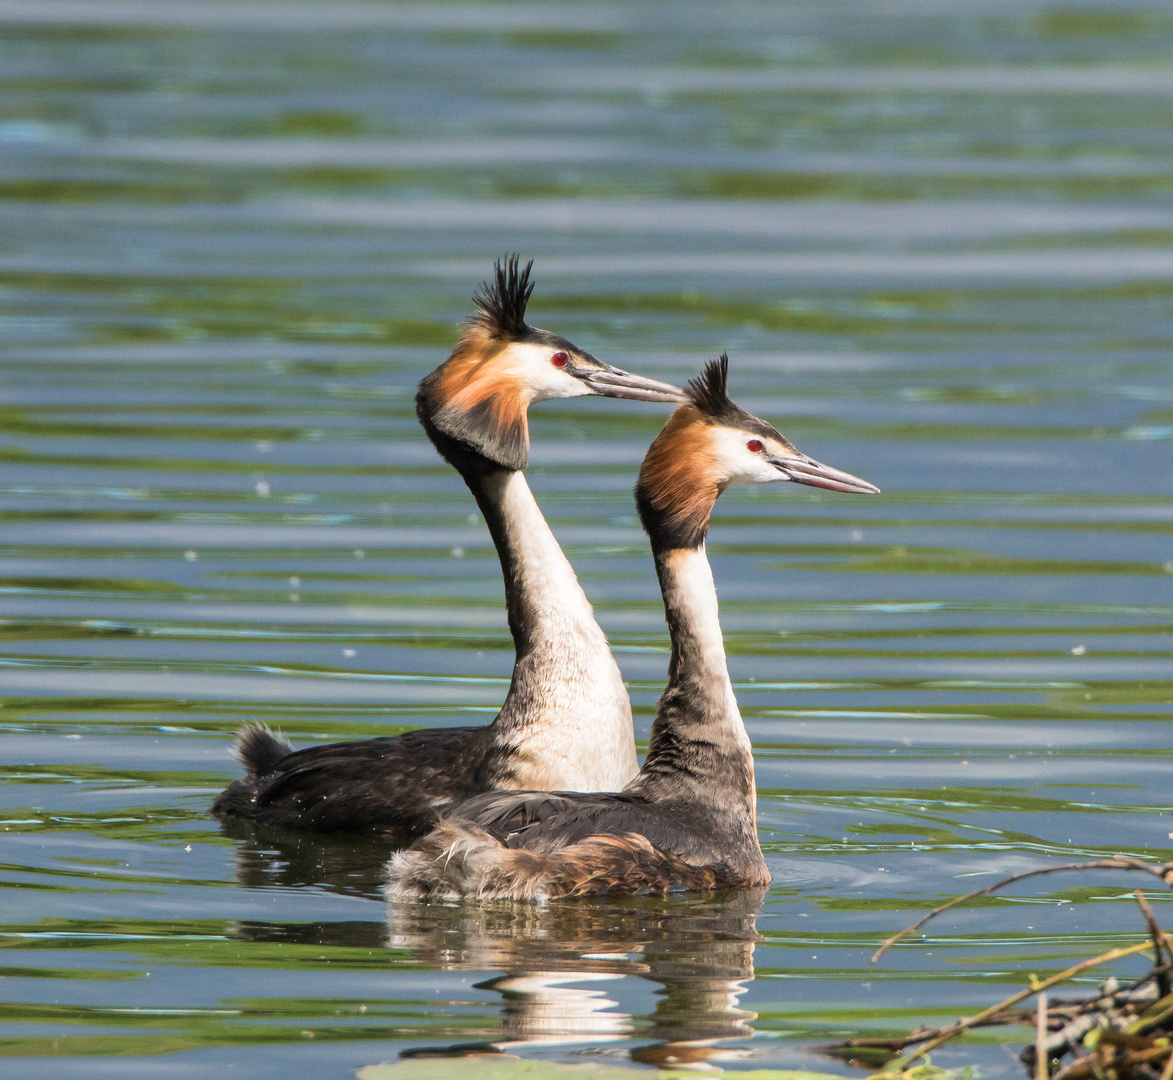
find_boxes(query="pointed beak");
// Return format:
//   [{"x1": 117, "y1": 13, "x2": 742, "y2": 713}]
[
  {"x1": 768, "y1": 452, "x2": 880, "y2": 494},
  {"x1": 581, "y1": 365, "x2": 685, "y2": 404}
]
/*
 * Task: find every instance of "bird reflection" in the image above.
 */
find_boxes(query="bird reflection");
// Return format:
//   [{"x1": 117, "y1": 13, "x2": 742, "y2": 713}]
[
  {"x1": 221, "y1": 816, "x2": 764, "y2": 1068},
  {"x1": 387, "y1": 889, "x2": 765, "y2": 1066},
  {"x1": 219, "y1": 814, "x2": 392, "y2": 898}
]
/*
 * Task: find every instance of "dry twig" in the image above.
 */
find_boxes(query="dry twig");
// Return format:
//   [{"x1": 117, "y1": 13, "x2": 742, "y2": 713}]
[
  {"x1": 1036, "y1": 993, "x2": 1049, "y2": 1080},
  {"x1": 867, "y1": 936, "x2": 1169, "y2": 1078},
  {"x1": 872, "y1": 857, "x2": 1173, "y2": 963},
  {"x1": 845, "y1": 857, "x2": 1173, "y2": 1078},
  {"x1": 1135, "y1": 891, "x2": 1172, "y2": 998}
]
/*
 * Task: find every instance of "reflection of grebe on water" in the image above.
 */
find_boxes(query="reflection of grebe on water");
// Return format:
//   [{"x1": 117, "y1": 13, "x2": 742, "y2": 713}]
[
  {"x1": 380, "y1": 889, "x2": 765, "y2": 1068},
  {"x1": 215, "y1": 829, "x2": 764, "y2": 1068},
  {"x1": 217, "y1": 814, "x2": 393, "y2": 898}
]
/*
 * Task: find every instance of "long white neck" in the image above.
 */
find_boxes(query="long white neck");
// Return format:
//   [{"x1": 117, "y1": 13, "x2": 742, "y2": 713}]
[
  {"x1": 631, "y1": 545, "x2": 756, "y2": 822},
  {"x1": 468, "y1": 469, "x2": 637, "y2": 791}
]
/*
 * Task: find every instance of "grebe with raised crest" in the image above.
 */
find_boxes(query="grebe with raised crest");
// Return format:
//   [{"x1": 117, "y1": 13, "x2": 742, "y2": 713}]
[
  {"x1": 384, "y1": 354, "x2": 879, "y2": 899},
  {"x1": 213, "y1": 257, "x2": 683, "y2": 840}
]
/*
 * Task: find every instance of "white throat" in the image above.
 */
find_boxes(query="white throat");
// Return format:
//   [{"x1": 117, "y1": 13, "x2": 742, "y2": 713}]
[
  {"x1": 478, "y1": 470, "x2": 638, "y2": 791},
  {"x1": 660, "y1": 545, "x2": 744, "y2": 743},
  {"x1": 629, "y1": 541, "x2": 757, "y2": 821}
]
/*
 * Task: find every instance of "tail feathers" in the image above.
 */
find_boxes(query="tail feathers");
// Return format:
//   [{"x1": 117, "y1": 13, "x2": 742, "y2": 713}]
[
  {"x1": 233, "y1": 724, "x2": 293, "y2": 778},
  {"x1": 384, "y1": 822, "x2": 733, "y2": 901}
]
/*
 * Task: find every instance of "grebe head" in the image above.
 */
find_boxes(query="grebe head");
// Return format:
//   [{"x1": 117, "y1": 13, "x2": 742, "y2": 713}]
[
  {"x1": 636, "y1": 354, "x2": 879, "y2": 549},
  {"x1": 418, "y1": 255, "x2": 683, "y2": 472}
]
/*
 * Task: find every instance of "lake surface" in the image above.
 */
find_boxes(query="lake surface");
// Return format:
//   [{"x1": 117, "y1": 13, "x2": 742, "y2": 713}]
[{"x1": 1, "y1": 1, "x2": 1171, "y2": 1076}]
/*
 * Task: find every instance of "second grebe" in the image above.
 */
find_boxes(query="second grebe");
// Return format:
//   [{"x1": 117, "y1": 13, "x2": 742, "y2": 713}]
[
  {"x1": 384, "y1": 354, "x2": 879, "y2": 899},
  {"x1": 213, "y1": 257, "x2": 683, "y2": 840}
]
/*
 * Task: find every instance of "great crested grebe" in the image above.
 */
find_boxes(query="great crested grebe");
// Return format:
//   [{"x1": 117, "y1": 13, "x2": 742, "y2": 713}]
[
  {"x1": 384, "y1": 354, "x2": 879, "y2": 899},
  {"x1": 212, "y1": 257, "x2": 683, "y2": 839}
]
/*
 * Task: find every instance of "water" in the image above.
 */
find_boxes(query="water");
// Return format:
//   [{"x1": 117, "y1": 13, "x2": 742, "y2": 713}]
[{"x1": 1, "y1": 1, "x2": 1171, "y2": 1076}]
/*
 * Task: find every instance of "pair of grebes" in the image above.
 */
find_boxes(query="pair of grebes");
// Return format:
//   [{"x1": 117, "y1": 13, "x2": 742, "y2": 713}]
[{"x1": 214, "y1": 256, "x2": 879, "y2": 899}]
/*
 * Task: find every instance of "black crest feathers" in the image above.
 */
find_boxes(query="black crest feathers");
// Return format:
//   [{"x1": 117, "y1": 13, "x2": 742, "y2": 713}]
[
  {"x1": 472, "y1": 255, "x2": 534, "y2": 338},
  {"x1": 686, "y1": 353, "x2": 733, "y2": 418},
  {"x1": 684, "y1": 353, "x2": 779, "y2": 440}
]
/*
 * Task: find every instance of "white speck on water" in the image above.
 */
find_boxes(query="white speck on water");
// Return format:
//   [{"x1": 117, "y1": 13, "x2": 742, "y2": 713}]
[
  {"x1": 1071, "y1": 644, "x2": 1086, "y2": 655},
  {"x1": 255, "y1": 480, "x2": 271, "y2": 497},
  {"x1": 342, "y1": 648, "x2": 356, "y2": 658},
  {"x1": 184, "y1": 550, "x2": 198, "y2": 561},
  {"x1": 451, "y1": 547, "x2": 464, "y2": 559},
  {"x1": 354, "y1": 549, "x2": 364, "y2": 559},
  {"x1": 850, "y1": 529, "x2": 863, "y2": 541},
  {"x1": 289, "y1": 576, "x2": 300, "y2": 588},
  {"x1": 254, "y1": 440, "x2": 273, "y2": 453}
]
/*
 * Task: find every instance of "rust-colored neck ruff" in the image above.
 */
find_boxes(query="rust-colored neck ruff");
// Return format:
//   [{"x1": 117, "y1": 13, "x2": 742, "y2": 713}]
[
  {"x1": 417, "y1": 325, "x2": 530, "y2": 473},
  {"x1": 635, "y1": 405, "x2": 722, "y2": 551}
]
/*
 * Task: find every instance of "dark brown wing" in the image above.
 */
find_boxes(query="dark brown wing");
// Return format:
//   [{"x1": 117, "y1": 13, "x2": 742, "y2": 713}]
[{"x1": 212, "y1": 726, "x2": 493, "y2": 841}]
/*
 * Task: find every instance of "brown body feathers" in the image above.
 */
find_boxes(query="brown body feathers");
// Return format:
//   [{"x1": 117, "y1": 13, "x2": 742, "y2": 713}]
[{"x1": 384, "y1": 821, "x2": 748, "y2": 901}]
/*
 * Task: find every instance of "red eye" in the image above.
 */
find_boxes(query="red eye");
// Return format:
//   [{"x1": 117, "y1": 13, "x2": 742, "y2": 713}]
[
  {"x1": 551, "y1": 351, "x2": 569, "y2": 368},
  {"x1": 747, "y1": 439, "x2": 764, "y2": 453}
]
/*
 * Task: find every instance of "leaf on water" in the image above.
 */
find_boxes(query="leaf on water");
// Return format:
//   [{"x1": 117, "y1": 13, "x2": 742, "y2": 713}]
[
  {"x1": 357, "y1": 1057, "x2": 861, "y2": 1080},
  {"x1": 357, "y1": 1060, "x2": 646, "y2": 1080},
  {"x1": 903, "y1": 1067, "x2": 977, "y2": 1080}
]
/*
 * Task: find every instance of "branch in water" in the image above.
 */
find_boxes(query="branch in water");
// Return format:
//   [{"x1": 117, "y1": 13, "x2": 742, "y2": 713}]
[{"x1": 871, "y1": 857, "x2": 1173, "y2": 964}]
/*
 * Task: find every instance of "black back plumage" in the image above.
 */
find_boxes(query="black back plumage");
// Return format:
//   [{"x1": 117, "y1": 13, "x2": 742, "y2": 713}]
[
  {"x1": 212, "y1": 725, "x2": 498, "y2": 841},
  {"x1": 236, "y1": 725, "x2": 292, "y2": 776}
]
